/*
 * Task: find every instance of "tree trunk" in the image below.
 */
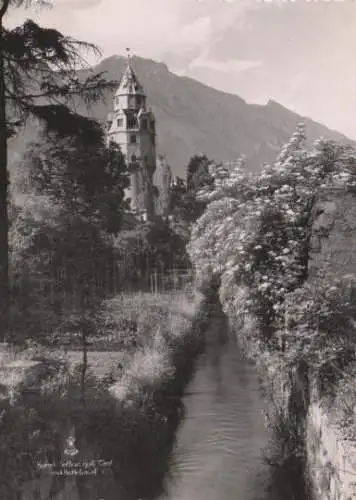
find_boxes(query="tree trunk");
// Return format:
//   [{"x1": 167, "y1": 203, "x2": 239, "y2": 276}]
[
  {"x1": 80, "y1": 320, "x2": 88, "y2": 408},
  {"x1": 0, "y1": 11, "x2": 9, "y2": 342}
]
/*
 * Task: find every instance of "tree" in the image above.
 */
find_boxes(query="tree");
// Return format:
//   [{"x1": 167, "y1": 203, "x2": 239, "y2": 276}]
[
  {"x1": 10, "y1": 208, "x2": 120, "y2": 344},
  {"x1": 11, "y1": 205, "x2": 116, "y2": 402},
  {"x1": 185, "y1": 154, "x2": 214, "y2": 222},
  {"x1": 165, "y1": 155, "x2": 215, "y2": 240},
  {"x1": 18, "y1": 133, "x2": 129, "y2": 233},
  {"x1": 155, "y1": 154, "x2": 172, "y2": 219},
  {"x1": 10, "y1": 133, "x2": 130, "y2": 405},
  {"x1": 145, "y1": 220, "x2": 190, "y2": 271},
  {"x1": 169, "y1": 176, "x2": 186, "y2": 212},
  {"x1": 113, "y1": 220, "x2": 191, "y2": 290},
  {"x1": 0, "y1": 0, "x2": 117, "y2": 338},
  {"x1": 186, "y1": 153, "x2": 214, "y2": 193}
]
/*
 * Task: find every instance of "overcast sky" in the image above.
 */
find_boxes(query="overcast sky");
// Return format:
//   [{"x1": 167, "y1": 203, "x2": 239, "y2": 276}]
[{"x1": 5, "y1": 0, "x2": 356, "y2": 139}]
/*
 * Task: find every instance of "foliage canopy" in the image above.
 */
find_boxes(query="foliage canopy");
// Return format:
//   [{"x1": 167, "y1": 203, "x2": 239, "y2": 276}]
[{"x1": 188, "y1": 124, "x2": 356, "y2": 388}]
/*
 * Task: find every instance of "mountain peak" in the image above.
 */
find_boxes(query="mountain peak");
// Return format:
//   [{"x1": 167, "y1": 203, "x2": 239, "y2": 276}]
[
  {"x1": 96, "y1": 54, "x2": 170, "y2": 76},
  {"x1": 8, "y1": 55, "x2": 354, "y2": 178}
]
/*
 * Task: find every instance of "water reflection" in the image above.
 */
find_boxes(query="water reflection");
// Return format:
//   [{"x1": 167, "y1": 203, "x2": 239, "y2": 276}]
[
  {"x1": 160, "y1": 343, "x2": 270, "y2": 500},
  {"x1": 161, "y1": 340, "x2": 312, "y2": 500}
]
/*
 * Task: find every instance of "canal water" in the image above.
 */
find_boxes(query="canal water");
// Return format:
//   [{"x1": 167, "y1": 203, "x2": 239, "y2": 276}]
[
  {"x1": 159, "y1": 342, "x2": 271, "y2": 500},
  {"x1": 158, "y1": 322, "x2": 312, "y2": 500}
]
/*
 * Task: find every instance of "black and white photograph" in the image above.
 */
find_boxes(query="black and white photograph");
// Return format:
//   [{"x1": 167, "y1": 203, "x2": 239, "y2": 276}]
[{"x1": 0, "y1": 0, "x2": 356, "y2": 498}]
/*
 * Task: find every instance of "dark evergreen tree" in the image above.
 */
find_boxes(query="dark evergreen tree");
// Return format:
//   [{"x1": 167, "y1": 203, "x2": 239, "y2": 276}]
[
  {"x1": 186, "y1": 153, "x2": 214, "y2": 193},
  {"x1": 113, "y1": 220, "x2": 190, "y2": 289},
  {"x1": 10, "y1": 141, "x2": 127, "y2": 402},
  {"x1": 0, "y1": 0, "x2": 117, "y2": 338},
  {"x1": 20, "y1": 133, "x2": 129, "y2": 234},
  {"x1": 168, "y1": 155, "x2": 214, "y2": 234},
  {"x1": 169, "y1": 176, "x2": 187, "y2": 215}
]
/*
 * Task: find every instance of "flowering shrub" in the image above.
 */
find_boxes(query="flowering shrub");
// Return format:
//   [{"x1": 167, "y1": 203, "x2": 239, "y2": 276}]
[
  {"x1": 188, "y1": 124, "x2": 356, "y2": 360},
  {"x1": 284, "y1": 275, "x2": 356, "y2": 386}
]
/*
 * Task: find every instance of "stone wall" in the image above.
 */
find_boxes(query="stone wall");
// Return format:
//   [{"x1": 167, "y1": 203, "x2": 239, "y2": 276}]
[
  {"x1": 307, "y1": 401, "x2": 356, "y2": 500},
  {"x1": 306, "y1": 188, "x2": 356, "y2": 499},
  {"x1": 309, "y1": 188, "x2": 356, "y2": 279},
  {"x1": 252, "y1": 188, "x2": 356, "y2": 499}
]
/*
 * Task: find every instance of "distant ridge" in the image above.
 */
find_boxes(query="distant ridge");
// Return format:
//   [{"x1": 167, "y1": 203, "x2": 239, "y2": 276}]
[{"x1": 8, "y1": 55, "x2": 354, "y2": 179}]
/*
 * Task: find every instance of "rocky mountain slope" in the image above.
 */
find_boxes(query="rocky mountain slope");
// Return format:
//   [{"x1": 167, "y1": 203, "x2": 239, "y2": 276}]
[{"x1": 8, "y1": 55, "x2": 354, "y2": 178}]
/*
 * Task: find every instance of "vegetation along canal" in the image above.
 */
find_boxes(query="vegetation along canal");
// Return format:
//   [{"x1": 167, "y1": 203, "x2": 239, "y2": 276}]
[{"x1": 17, "y1": 314, "x2": 313, "y2": 500}]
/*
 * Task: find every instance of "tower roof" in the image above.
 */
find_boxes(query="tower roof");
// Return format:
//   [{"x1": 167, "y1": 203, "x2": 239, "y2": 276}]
[{"x1": 115, "y1": 60, "x2": 145, "y2": 97}]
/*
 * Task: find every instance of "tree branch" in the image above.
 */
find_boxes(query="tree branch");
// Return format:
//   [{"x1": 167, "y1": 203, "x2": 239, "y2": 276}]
[{"x1": 0, "y1": 0, "x2": 11, "y2": 20}]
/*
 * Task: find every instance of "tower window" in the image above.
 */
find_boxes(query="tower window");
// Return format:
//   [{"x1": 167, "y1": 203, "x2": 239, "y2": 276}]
[
  {"x1": 141, "y1": 118, "x2": 148, "y2": 130},
  {"x1": 127, "y1": 115, "x2": 136, "y2": 129},
  {"x1": 130, "y1": 134, "x2": 137, "y2": 144},
  {"x1": 117, "y1": 118, "x2": 123, "y2": 127}
]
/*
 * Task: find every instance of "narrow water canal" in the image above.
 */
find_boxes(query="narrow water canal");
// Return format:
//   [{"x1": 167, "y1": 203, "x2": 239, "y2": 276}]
[
  {"x1": 159, "y1": 342, "x2": 271, "y2": 500},
  {"x1": 159, "y1": 326, "x2": 312, "y2": 500}
]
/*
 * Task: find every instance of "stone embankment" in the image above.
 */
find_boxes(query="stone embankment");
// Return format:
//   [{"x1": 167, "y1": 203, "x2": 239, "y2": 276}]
[
  {"x1": 307, "y1": 398, "x2": 356, "y2": 500},
  {"x1": 263, "y1": 189, "x2": 356, "y2": 500},
  {"x1": 306, "y1": 189, "x2": 356, "y2": 500}
]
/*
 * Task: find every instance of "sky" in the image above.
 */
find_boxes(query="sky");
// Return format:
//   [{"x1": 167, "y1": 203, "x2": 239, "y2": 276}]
[{"x1": 5, "y1": 0, "x2": 356, "y2": 139}]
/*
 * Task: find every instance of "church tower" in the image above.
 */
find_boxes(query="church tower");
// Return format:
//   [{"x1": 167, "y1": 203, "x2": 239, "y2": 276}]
[{"x1": 106, "y1": 50, "x2": 156, "y2": 221}]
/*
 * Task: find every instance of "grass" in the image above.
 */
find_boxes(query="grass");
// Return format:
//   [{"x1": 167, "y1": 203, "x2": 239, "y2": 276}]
[
  {"x1": 93, "y1": 291, "x2": 192, "y2": 343},
  {"x1": 0, "y1": 289, "x2": 204, "y2": 407},
  {"x1": 98, "y1": 289, "x2": 209, "y2": 499},
  {"x1": 0, "y1": 291, "x2": 197, "y2": 384},
  {"x1": 0, "y1": 290, "x2": 201, "y2": 405},
  {"x1": 0, "y1": 284, "x2": 221, "y2": 499},
  {"x1": 327, "y1": 362, "x2": 356, "y2": 440},
  {"x1": 104, "y1": 291, "x2": 201, "y2": 401}
]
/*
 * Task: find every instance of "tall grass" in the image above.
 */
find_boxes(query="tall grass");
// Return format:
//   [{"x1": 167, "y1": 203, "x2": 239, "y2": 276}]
[{"x1": 0, "y1": 289, "x2": 209, "y2": 500}]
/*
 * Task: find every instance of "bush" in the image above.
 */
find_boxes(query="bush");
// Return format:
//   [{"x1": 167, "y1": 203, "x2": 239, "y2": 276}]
[
  {"x1": 188, "y1": 127, "x2": 356, "y2": 398},
  {"x1": 113, "y1": 221, "x2": 191, "y2": 291},
  {"x1": 0, "y1": 358, "x2": 120, "y2": 498},
  {"x1": 283, "y1": 275, "x2": 356, "y2": 398}
]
